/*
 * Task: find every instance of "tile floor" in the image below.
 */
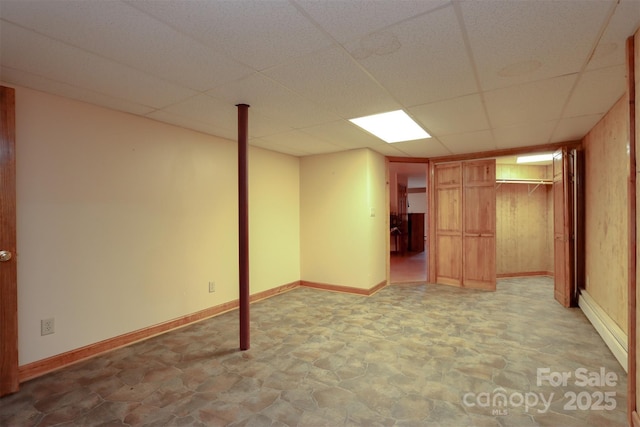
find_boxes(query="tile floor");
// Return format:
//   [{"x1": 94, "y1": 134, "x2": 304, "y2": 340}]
[{"x1": 0, "y1": 277, "x2": 627, "y2": 426}]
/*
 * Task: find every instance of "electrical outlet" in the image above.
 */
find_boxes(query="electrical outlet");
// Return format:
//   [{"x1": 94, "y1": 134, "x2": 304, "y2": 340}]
[
  {"x1": 41, "y1": 318, "x2": 55, "y2": 336},
  {"x1": 208, "y1": 281, "x2": 215, "y2": 293}
]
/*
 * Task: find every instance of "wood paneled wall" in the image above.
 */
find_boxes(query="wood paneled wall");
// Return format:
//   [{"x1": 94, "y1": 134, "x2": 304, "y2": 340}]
[
  {"x1": 496, "y1": 164, "x2": 553, "y2": 276},
  {"x1": 584, "y1": 95, "x2": 629, "y2": 335}
]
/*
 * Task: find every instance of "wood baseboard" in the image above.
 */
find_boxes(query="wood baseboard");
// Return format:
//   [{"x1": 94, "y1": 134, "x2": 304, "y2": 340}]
[
  {"x1": 18, "y1": 281, "x2": 300, "y2": 382},
  {"x1": 17, "y1": 279, "x2": 388, "y2": 382},
  {"x1": 300, "y1": 280, "x2": 387, "y2": 296},
  {"x1": 497, "y1": 271, "x2": 554, "y2": 278},
  {"x1": 250, "y1": 281, "x2": 300, "y2": 303}
]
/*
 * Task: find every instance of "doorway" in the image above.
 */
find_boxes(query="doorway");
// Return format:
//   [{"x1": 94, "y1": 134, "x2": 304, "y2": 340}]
[
  {"x1": 388, "y1": 162, "x2": 428, "y2": 283},
  {"x1": 494, "y1": 154, "x2": 555, "y2": 279}
]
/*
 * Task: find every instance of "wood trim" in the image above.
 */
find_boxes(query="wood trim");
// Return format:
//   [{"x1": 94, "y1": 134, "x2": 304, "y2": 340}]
[
  {"x1": 428, "y1": 141, "x2": 582, "y2": 164},
  {"x1": 18, "y1": 281, "x2": 300, "y2": 383},
  {"x1": 428, "y1": 162, "x2": 437, "y2": 284},
  {"x1": 388, "y1": 142, "x2": 582, "y2": 166},
  {"x1": 407, "y1": 187, "x2": 426, "y2": 194},
  {"x1": 497, "y1": 271, "x2": 553, "y2": 278},
  {"x1": 386, "y1": 157, "x2": 429, "y2": 163},
  {"x1": 633, "y1": 410, "x2": 640, "y2": 427},
  {"x1": 16, "y1": 276, "x2": 391, "y2": 382},
  {"x1": 627, "y1": 34, "x2": 637, "y2": 426},
  {"x1": 249, "y1": 281, "x2": 300, "y2": 303},
  {"x1": 574, "y1": 149, "x2": 586, "y2": 293},
  {"x1": 0, "y1": 86, "x2": 18, "y2": 397},
  {"x1": 300, "y1": 280, "x2": 387, "y2": 296}
]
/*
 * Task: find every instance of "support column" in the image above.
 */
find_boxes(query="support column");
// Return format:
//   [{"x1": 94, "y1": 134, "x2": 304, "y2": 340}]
[{"x1": 237, "y1": 104, "x2": 250, "y2": 351}]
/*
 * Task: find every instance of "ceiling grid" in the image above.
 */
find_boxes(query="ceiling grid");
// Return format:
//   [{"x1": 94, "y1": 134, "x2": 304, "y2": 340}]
[{"x1": 0, "y1": 0, "x2": 638, "y2": 157}]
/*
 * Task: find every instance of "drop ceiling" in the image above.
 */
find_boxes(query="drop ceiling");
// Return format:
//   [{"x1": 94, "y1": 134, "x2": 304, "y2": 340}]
[{"x1": 1, "y1": 0, "x2": 638, "y2": 158}]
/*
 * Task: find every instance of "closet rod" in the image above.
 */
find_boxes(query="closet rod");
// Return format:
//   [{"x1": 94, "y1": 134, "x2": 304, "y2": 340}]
[{"x1": 495, "y1": 179, "x2": 552, "y2": 184}]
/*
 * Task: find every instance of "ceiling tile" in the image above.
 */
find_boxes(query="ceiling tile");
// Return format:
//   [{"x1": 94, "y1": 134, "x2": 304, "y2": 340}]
[
  {"x1": 264, "y1": 46, "x2": 401, "y2": 119},
  {"x1": 145, "y1": 110, "x2": 238, "y2": 142},
  {"x1": 161, "y1": 94, "x2": 236, "y2": 128},
  {"x1": 0, "y1": 0, "x2": 253, "y2": 91},
  {"x1": 161, "y1": 94, "x2": 293, "y2": 139},
  {"x1": 299, "y1": 119, "x2": 411, "y2": 156},
  {"x1": 0, "y1": 0, "x2": 632, "y2": 158},
  {"x1": 0, "y1": 21, "x2": 196, "y2": 108},
  {"x1": 345, "y1": 5, "x2": 477, "y2": 107},
  {"x1": 249, "y1": 137, "x2": 309, "y2": 157},
  {"x1": 484, "y1": 75, "x2": 576, "y2": 128},
  {"x1": 385, "y1": 138, "x2": 452, "y2": 158},
  {"x1": 461, "y1": 0, "x2": 613, "y2": 91},
  {"x1": 564, "y1": 65, "x2": 626, "y2": 118},
  {"x1": 438, "y1": 130, "x2": 497, "y2": 155},
  {"x1": 0, "y1": 66, "x2": 154, "y2": 116},
  {"x1": 409, "y1": 94, "x2": 489, "y2": 137},
  {"x1": 127, "y1": 0, "x2": 333, "y2": 71},
  {"x1": 299, "y1": 120, "x2": 384, "y2": 149},
  {"x1": 207, "y1": 73, "x2": 340, "y2": 129},
  {"x1": 587, "y1": 0, "x2": 640, "y2": 71},
  {"x1": 294, "y1": 0, "x2": 448, "y2": 44},
  {"x1": 493, "y1": 121, "x2": 557, "y2": 149},
  {"x1": 551, "y1": 114, "x2": 604, "y2": 143},
  {"x1": 258, "y1": 130, "x2": 344, "y2": 156}
]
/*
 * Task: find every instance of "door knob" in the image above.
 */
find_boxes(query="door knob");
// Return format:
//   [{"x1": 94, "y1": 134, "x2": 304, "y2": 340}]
[{"x1": 0, "y1": 250, "x2": 12, "y2": 262}]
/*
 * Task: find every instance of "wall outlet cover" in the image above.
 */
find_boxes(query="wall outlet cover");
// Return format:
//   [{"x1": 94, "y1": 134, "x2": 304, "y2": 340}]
[{"x1": 41, "y1": 318, "x2": 55, "y2": 336}]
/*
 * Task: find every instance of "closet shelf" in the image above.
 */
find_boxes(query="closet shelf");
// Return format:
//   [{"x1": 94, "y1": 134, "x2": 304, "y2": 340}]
[{"x1": 495, "y1": 179, "x2": 552, "y2": 195}]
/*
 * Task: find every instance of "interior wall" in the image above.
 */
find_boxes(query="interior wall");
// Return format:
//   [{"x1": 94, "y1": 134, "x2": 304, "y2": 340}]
[
  {"x1": 495, "y1": 164, "x2": 553, "y2": 276},
  {"x1": 389, "y1": 170, "x2": 398, "y2": 213},
  {"x1": 249, "y1": 148, "x2": 301, "y2": 294},
  {"x1": 407, "y1": 192, "x2": 427, "y2": 213},
  {"x1": 583, "y1": 95, "x2": 629, "y2": 334},
  {"x1": 300, "y1": 149, "x2": 387, "y2": 290},
  {"x1": 13, "y1": 85, "x2": 301, "y2": 365}
]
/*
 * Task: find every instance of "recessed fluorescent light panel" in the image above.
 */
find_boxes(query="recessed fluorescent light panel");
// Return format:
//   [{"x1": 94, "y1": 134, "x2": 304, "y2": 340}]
[
  {"x1": 349, "y1": 110, "x2": 431, "y2": 143},
  {"x1": 516, "y1": 153, "x2": 553, "y2": 164}
]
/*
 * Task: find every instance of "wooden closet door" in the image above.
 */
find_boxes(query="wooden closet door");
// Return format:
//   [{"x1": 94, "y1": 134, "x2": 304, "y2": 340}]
[
  {"x1": 463, "y1": 160, "x2": 496, "y2": 290},
  {"x1": 435, "y1": 163, "x2": 463, "y2": 286},
  {"x1": 553, "y1": 148, "x2": 573, "y2": 307},
  {"x1": 0, "y1": 86, "x2": 18, "y2": 396}
]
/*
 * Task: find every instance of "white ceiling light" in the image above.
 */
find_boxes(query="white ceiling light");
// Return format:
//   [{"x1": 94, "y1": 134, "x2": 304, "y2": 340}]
[
  {"x1": 516, "y1": 153, "x2": 553, "y2": 163},
  {"x1": 349, "y1": 110, "x2": 431, "y2": 143}
]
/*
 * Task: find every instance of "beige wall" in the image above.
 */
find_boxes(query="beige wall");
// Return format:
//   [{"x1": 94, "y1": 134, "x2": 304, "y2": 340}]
[
  {"x1": 495, "y1": 164, "x2": 553, "y2": 276},
  {"x1": 300, "y1": 149, "x2": 387, "y2": 290},
  {"x1": 13, "y1": 86, "x2": 301, "y2": 365},
  {"x1": 583, "y1": 95, "x2": 629, "y2": 334},
  {"x1": 249, "y1": 148, "x2": 300, "y2": 294}
]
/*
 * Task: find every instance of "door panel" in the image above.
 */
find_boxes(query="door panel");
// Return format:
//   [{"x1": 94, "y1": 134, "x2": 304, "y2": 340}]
[
  {"x1": 464, "y1": 186, "x2": 495, "y2": 233},
  {"x1": 553, "y1": 148, "x2": 573, "y2": 307},
  {"x1": 463, "y1": 160, "x2": 496, "y2": 291},
  {"x1": 435, "y1": 163, "x2": 462, "y2": 286},
  {"x1": 0, "y1": 86, "x2": 18, "y2": 396},
  {"x1": 463, "y1": 236, "x2": 496, "y2": 288},
  {"x1": 436, "y1": 188, "x2": 461, "y2": 231},
  {"x1": 437, "y1": 235, "x2": 462, "y2": 286}
]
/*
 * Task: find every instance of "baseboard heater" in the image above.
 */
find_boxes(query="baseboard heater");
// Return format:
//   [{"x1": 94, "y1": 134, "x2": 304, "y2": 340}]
[{"x1": 578, "y1": 290, "x2": 628, "y2": 372}]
